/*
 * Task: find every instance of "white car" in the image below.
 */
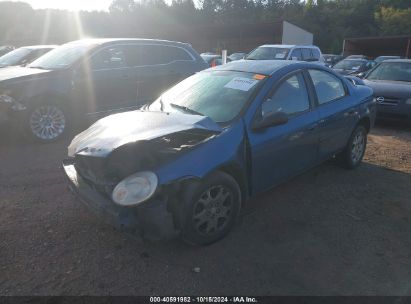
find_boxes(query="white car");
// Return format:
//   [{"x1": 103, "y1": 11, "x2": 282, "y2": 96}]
[{"x1": 246, "y1": 44, "x2": 325, "y2": 64}]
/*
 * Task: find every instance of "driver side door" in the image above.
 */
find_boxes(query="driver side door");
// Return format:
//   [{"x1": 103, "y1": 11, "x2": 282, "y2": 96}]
[{"x1": 248, "y1": 71, "x2": 320, "y2": 194}]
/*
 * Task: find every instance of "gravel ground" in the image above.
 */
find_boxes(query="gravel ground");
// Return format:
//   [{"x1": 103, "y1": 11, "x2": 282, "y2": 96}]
[{"x1": 0, "y1": 122, "x2": 410, "y2": 296}]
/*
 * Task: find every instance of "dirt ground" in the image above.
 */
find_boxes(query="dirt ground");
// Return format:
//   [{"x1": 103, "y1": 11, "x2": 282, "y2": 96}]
[{"x1": 0, "y1": 121, "x2": 410, "y2": 296}]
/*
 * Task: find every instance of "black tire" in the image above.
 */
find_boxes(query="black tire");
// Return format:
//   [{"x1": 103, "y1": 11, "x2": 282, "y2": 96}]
[
  {"x1": 25, "y1": 101, "x2": 70, "y2": 143},
  {"x1": 339, "y1": 124, "x2": 368, "y2": 169},
  {"x1": 178, "y1": 171, "x2": 241, "y2": 246}
]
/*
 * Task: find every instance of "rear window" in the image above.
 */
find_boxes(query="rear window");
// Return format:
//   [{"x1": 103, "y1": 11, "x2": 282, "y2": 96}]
[
  {"x1": 302, "y1": 48, "x2": 312, "y2": 61},
  {"x1": 126, "y1": 45, "x2": 193, "y2": 66}
]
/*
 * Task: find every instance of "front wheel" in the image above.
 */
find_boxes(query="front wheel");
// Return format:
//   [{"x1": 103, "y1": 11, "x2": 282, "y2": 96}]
[
  {"x1": 178, "y1": 172, "x2": 241, "y2": 246},
  {"x1": 339, "y1": 125, "x2": 367, "y2": 169},
  {"x1": 26, "y1": 103, "x2": 69, "y2": 143}
]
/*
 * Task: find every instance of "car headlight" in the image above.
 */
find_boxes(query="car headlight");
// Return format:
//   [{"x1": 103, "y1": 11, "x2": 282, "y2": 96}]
[
  {"x1": 0, "y1": 94, "x2": 14, "y2": 103},
  {"x1": 112, "y1": 171, "x2": 158, "y2": 206},
  {"x1": 406, "y1": 98, "x2": 411, "y2": 105}
]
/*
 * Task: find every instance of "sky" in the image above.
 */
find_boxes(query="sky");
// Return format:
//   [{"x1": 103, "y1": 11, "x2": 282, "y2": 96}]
[{"x1": 0, "y1": 0, "x2": 174, "y2": 11}]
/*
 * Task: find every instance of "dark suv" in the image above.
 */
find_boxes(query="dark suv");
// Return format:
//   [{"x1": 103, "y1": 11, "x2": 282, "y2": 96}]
[{"x1": 0, "y1": 39, "x2": 208, "y2": 142}]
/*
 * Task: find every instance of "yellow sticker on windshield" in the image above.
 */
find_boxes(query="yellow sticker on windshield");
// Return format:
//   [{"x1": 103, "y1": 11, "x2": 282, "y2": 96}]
[{"x1": 253, "y1": 74, "x2": 266, "y2": 80}]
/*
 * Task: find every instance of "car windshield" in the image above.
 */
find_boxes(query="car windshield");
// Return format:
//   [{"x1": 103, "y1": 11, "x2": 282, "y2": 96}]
[
  {"x1": 333, "y1": 60, "x2": 365, "y2": 70},
  {"x1": 28, "y1": 43, "x2": 95, "y2": 70},
  {"x1": 149, "y1": 70, "x2": 266, "y2": 123},
  {"x1": 0, "y1": 48, "x2": 31, "y2": 67},
  {"x1": 366, "y1": 62, "x2": 411, "y2": 82},
  {"x1": 246, "y1": 47, "x2": 290, "y2": 60}
]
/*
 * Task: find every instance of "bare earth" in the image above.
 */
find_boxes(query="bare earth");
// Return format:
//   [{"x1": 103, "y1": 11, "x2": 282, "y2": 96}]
[{"x1": 0, "y1": 122, "x2": 410, "y2": 296}]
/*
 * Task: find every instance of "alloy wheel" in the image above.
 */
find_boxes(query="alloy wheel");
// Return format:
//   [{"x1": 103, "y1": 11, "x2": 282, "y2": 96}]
[
  {"x1": 351, "y1": 130, "x2": 365, "y2": 164},
  {"x1": 29, "y1": 105, "x2": 66, "y2": 141},
  {"x1": 192, "y1": 185, "x2": 234, "y2": 236}
]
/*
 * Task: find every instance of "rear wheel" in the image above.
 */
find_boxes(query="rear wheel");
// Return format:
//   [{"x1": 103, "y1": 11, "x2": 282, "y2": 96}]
[
  {"x1": 340, "y1": 125, "x2": 367, "y2": 169},
  {"x1": 179, "y1": 172, "x2": 241, "y2": 246},
  {"x1": 26, "y1": 103, "x2": 69, "y2": 143}
]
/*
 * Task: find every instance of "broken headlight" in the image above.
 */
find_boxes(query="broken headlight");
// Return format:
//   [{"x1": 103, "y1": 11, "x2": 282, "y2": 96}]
[{"x1": 112, "y1": 171, "x2": 158, "y2": 206}]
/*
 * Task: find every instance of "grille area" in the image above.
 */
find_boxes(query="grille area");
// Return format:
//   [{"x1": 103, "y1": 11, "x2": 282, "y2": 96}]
[
  {"x1": 74, "y1": 155, "x2": 117, "y2": 197},
  {"x1": 375, "y1": 96, "x2": 401, "y2": 106}
]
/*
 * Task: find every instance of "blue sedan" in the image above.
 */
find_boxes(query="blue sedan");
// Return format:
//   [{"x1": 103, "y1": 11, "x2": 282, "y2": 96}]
[{"x1": 63, "y1": 60, "x2": 376, "y2": 245}]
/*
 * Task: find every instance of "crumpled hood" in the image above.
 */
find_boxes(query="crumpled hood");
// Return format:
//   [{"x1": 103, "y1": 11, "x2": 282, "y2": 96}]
[
  {"x1": 0, "y1": 66, "x2": 51, "y2": 83},
  {"x1": 68, "y1": 110, "x2": 222, "y2": 158}
]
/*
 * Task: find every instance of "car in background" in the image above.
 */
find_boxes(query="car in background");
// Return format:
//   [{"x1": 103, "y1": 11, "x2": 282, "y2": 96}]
[
  {"x1": 0, "y1": 45, "x2": 14, "y2": 56},
  {"x1": 346, "y1": 55, "x2": 368, "y2": 60},
  {"x1": 375, "y1": 56, "x2": 402, "y2": 64},
  {"x1": 333, "y1": 59, "x2": 376, "y2": 76},
  {"x1": 228, "y1": 52, "x2": 246, "y2": 61},
  {"x1": 0, "y1": 38, "x2": 208, "y2": 143},
  {"x1": 323, "y1": 54, "x2": 344, "y2": 67},
  {"x1": 246, "y1": 44, "x2": 324, "y2": 64},
  {"x1": 0, "y1": 45, "x2": 57, "y2": 68},
  {"x1": 362, "y1": 59, "x2": 411, "y2": 122},
  {"x1": 64, "y1": 60, "x2": 375, "y2": 245},
  {"x1": 200, "y1": 52, "x2": 217, "y2": 56},
  {"x1": 201, "y1": 54, "x2": 231, "y2": 67}
]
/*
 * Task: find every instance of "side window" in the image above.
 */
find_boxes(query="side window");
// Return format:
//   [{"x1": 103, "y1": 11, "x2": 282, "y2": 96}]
[
  {"x1": 164, "y1": 46, "x2": 193, "y2": 62},
  {"x1": 91, "y1": 47, "x2": 127, "y2": 70},
  {"x1": 290, "y1": 49, "x2": 302, "y2": 60},
  {"x1": 261, "y1": 73, "x2": 310, "y2": 118},
  {"x1": 309, "y1": 69, "x2": 346, "y2": 105},
  {"x1": 140, "y1": 45, "x2": 177, "y2": 65},
  {"x1": 302, "y1": 48, "x2": 312, "y2": 61},
  {"x1": 311, "y1": 49, "x2": 321, "y2": 60}
]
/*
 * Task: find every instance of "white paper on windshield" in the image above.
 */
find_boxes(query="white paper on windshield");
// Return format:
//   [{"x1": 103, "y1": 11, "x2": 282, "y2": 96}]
[
  {"x1": 275, "y1": 53, "x2": 286, "y2": 59},
  {"x1": 224, "y1": 77, "x2": 259, "y2": 92}
]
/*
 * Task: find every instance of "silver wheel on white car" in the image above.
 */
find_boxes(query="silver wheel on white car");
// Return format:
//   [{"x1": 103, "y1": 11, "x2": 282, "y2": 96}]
[{"x1": 29, "y1": 105, "x2": 67, "y2": 141}]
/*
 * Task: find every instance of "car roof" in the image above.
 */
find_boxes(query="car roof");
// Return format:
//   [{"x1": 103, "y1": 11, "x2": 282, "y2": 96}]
[
  {"x1": 341, "y1": 58, "x2": 368, "y2": 62},
  {"x1": 376, "y1": 56, "x2": 400, "y2": 58},
  {"x1": 212, "y1": 60, "x2": 311, "y2": 76},
  {"x1": 260, "y1": 44, "x2": 319, "y2": 49},
  {"x1": 20, "y1": 45, "x2": 58, "y2": 50},
  {"x1": 380, "y1": 59, "x2": 411, "y2": 63},
  {"x1": 66, "y1": 38, "x2": 191, "y2": 48}
]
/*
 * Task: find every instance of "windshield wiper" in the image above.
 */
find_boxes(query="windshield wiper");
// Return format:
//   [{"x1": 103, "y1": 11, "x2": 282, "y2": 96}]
[{"x1": 170, "y1": 103, "x2": 204, "y2": 116}]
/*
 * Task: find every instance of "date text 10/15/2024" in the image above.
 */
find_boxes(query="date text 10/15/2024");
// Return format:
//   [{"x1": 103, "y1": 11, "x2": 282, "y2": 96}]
[{"x1": 150, "y1": 297, "x2": 258, "y2": 303}]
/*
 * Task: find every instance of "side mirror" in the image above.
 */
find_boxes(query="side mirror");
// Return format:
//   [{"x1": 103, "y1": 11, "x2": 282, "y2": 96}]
[
  {"x1": 253, "y1": 111, "x2": 288, "y2": 131},
  {"x1": 357, "y1": 72, "x2": 366, "y2": 78},
  {"x1": 291, "y1": 57, "x2": 299, "y2": 61}
]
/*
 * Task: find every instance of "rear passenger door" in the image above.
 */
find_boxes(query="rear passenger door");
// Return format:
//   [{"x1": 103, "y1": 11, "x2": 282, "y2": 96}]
[
  {"x1": 307, "y1": 69, "x2": 358, "y2": 159},
  {"x1": 128, "y1": 44, "x2": 196, "y2": 106}
]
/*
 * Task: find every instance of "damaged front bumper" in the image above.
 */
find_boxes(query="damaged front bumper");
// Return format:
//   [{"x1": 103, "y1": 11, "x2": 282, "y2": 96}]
[{"x1": 62, "y1": 160, "x2": 178, "y2": 241}]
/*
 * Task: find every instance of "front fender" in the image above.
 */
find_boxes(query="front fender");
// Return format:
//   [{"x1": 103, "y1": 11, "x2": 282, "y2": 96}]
[{"x1": 154, "y1": 121, "x2": 247, "y2": 186}]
